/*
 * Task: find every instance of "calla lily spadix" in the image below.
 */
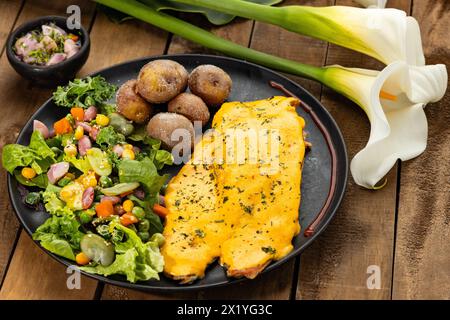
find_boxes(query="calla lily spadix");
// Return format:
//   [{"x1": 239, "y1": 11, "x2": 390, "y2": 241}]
[
  {"x1": 354, "y1": 0, "x2": 387, "y2": 8},
  {"x1": 323, "y1": 62, "x2": 447, "y2": 188},
  {"x1": 172, "y1": 0, "x2": 424, "y2": 66}
]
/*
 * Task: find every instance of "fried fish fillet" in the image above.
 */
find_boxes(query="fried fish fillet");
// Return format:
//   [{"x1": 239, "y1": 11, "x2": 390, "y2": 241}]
[{"x1": 162, "y1": 96, "x2": 306, "y2": 282}]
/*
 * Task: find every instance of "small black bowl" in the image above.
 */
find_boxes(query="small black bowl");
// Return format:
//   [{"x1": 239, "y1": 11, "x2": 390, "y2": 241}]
[{"x1": 6, "y1": 16, "x2": 90, "y2": 87}]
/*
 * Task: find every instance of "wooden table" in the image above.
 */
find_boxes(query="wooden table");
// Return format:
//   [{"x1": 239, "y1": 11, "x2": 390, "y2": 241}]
[{"x1": 0, "y1": 0, "x2": 448, "y2": 300}]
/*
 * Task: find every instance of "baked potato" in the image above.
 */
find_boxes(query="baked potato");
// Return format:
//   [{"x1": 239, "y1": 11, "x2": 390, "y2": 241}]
[{"x1": 137, "y1": 60, "x2": 188, "y2": 104}]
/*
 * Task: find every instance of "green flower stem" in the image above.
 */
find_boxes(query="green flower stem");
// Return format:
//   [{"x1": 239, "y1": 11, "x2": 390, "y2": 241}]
[
  {"x1": 95, "y1": 0, "x2": 325, "y2": 83},
  {"x1": 172, "y1": 0, "x2": 378, "y2": 62}
]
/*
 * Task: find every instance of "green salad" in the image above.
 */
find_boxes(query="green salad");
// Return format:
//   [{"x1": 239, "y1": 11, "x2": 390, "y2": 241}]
[{"x1": 2, "y1": 76, "x2": 173, "y2": 283}]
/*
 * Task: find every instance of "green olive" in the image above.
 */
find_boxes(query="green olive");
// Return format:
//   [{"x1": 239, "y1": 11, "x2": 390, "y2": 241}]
[
  {"x1": 109, "y1": 113, "x2": 135, "y2": 136},
  {"x1": 80, "y1": 234, "x2": 115, "y2": 266}
]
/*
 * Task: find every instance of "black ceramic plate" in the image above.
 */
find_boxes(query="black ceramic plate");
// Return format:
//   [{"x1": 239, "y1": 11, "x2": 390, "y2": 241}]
[{"x1": 8, "y1": 54, "x2": 348, "y2": 292}]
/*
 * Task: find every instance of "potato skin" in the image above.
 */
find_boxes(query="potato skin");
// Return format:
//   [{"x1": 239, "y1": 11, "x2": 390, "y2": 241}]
[
  {"x1": 168, "y1": 93, "x2": 210, "y2": 126},
  {"x1": 116, "y1": 79, "x2": 152, "y2": 124},
  {"x1": 146, "y1": 113, "x2": 194, "y2": 150},
  {"x1": 188, "y1": 65, "x2": 232, "y2": 106},
  {"x1": 137, "y1": 60, "x2": 188, "y2": 104}
]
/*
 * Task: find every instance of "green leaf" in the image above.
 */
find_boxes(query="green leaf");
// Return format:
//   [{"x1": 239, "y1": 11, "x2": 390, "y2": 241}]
[
  {"x1": 33, "y1": 215, "x2": 85, "y2": 261},
  {"x1": 29, "y1": 131, "x2": 56, "y2": 161},
  {"x1": 14, "y1": 170, "x2": 48, "y2": 188},
  {"x1": 2, "y1": 144, "x2": 37, "y2": 174},
  {"x1": 148, "y1": 0, "x2": 283, "y2": 25},
  {"x1": 96, "y1": 126, "x2": 125, "y2": 148},
  {"x1": 2, "y1": 131, "x2": 55, "y2": 174},
  {"x1": 119, "y1": 158, "x2": 168, "y2": 196},
  {"x1": 52, "y1": 76, "x2": 117, "y2": 108}
]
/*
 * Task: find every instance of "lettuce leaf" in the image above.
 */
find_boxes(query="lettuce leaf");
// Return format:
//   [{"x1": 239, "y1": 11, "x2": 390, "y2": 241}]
[
  {"x1": 2, "y1": 144, "x2": 37, "y2": 174},
  {"x1": 14, "y1": 170, "x2": 48, "y2": 188},
  {"x1": 80, "y1": 223, "x2": 164, "y2": 282},
  {"x1": 29, "y1": 130, "x2": 56, "y2": 161},
  {"x1": 64, "y1": 155, "x2": 92, "y2": 173},
  {"x1": 32, "y1": 215, "x2": 84, "y2": 261},
  {"x1": 2, "y1": 131, "x2": 55, "y2": 174},
  {"x1": 118, "y1": 158, "x2": 168, "y2": 197},
  {"x1": 42, "y1": 185, "x2": 74, "y2": 216}
]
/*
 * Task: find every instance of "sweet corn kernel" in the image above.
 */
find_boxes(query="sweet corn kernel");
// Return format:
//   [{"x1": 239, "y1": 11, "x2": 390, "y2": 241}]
[
  {"x1": 122, "y1": 149, "x2": 135, "y2": 160},
  {"x1": 77, "y1": 171, "x2": 97, "y2": 188},
  {"x1": 74, "y1": 126, "x2": 84, "y2": 140},
  {"x1": 123, "y1": 144, "x2": 133, "y2": 150},
  {"x1": 21, "y1": 167, "x2": 37, "y2": 179},
  {"x1": 122, "y1": 200, "x2": 134, "y2": 212},
  {"x1": 64, "y1": 144, "x2": 78, "y2": 157},
  {"x1": 96, "y1": 114, "x2": 110, "y2": 127}
]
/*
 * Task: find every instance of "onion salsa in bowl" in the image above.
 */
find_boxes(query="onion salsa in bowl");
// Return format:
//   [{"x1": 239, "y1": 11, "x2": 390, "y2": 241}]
[
  {"x1": 6, "y1": 16, "x2": 90, "y2": 86},
  {"x1": 14, "y1": 22, "x2": 81, "y2": 67}
]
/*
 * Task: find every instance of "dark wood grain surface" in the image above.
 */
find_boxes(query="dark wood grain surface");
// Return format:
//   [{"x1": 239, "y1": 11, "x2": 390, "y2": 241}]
[{"x1": 0, "y1": 0, "x2": 448, "y2": 300}]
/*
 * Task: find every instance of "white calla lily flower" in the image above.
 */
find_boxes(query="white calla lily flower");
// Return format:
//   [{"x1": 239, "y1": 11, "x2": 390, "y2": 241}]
[
  {"x1": 172, "y1": 1, "x2": 424, "y2": 65},
  {"x1": 354, "y1": 0, "x2": 387, "y2": 8},
  {"x1": 323, "y1": 62, "x2": 448, "y2": 188}
]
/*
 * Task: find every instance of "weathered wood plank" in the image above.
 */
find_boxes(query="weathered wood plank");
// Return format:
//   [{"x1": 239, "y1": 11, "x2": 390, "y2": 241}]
[
  {"x1": 0, "y1": 7, "x2": 170, "y2": 299},
  {"x1": 0, "y1": 232, "x2": 98, "y2": 300},
  {"x1": 392, "y1": 0, "x2": 450, "y2": 300},
  {"x1": 0, "y1": 0, "x2": 96, "y2": 296},
  {"x1": 296, "y1": 0, "x2": 411, "y2": 300},
  {"x1": 0, "y1": 0, "x2": 23, "y2": 53}
]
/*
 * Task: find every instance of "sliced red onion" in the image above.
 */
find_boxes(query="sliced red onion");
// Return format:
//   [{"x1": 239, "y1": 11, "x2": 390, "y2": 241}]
[
  {"x1": 83, "y1": 106, "x2": 97, "y2": 121},
  {"x1": 133, "y1": 146, "x2": 141, "y2": 154},
  {"x1": 40, "y1": 35, "x2": 57, "y2": 51},
  {"x1": 15, "y1": 34, "x2": 39, "y2": 57},
  {"x1": 82, "y1": 187, "x2": 95, "y2": 209},
  {"x1": 133, "y1": 188, "x2": 145, "y2": 200},
  {"x1": 47, "y1": 162, "x2": 69, "y2": 184},
  {"x1": 46, "y1": 53, "x2": 67, "y2": 66},
  {"x1": 112, "y1": 145, "x2": 124, "y2": 157},
  {"x1": 100, "y1": 196, "x2": 121, "y2": 204},
  {"x1": 33, "y1": 120, "x2": 50, "y2": 138},
  {"x1": 159, "y1": 194, "x2": 165, "y2": 206},
  {"x1": 75, "y1": 121, "x2": 92, "y2": 133},
  {"x1": 64, "y1": 39, "x2": 80, "y2": 58},
  {"x1": 89, "y1": 126, "x2": 99, "y2": 141},
  {"x1": 42, "y1": 24, "x2": 66, "y2": 37},
  {"x1": 78, "y1": 135, "x2": 92, "y2": 156}
]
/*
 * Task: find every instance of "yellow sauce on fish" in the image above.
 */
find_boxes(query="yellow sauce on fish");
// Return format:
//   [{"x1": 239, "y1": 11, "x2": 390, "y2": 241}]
[{"x1": 162, "y1": 96, "x2": 305, "y2": 282}]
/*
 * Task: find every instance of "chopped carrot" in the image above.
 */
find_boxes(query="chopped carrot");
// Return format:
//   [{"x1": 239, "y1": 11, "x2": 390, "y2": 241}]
[
  {"x1": 153, "y1": 204, "x2": 169, "y2": 218},
  {"x1": 95, "y1": 200, "x2": 114, "y2": 218},
  {"x1": 75, "y1": 252, "x2": 90, "y2": 265},
  {"x1": 120, "y1": 213, "x2": 138, "y2": 226},
  {"x1": 70, "y1": 107, "x2": 85, "y2": 121},
  {"x1": 53, "y1": 117, "x2": 73, "y2": 135},
  {"x1": 379, "y1": 90, "x2": 397, "y2": 101}
]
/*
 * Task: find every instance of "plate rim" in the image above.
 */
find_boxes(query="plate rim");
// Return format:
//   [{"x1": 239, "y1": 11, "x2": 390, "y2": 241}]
[{"x1": 7, "y1": 53, "x2": 348, "y2": 292}]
